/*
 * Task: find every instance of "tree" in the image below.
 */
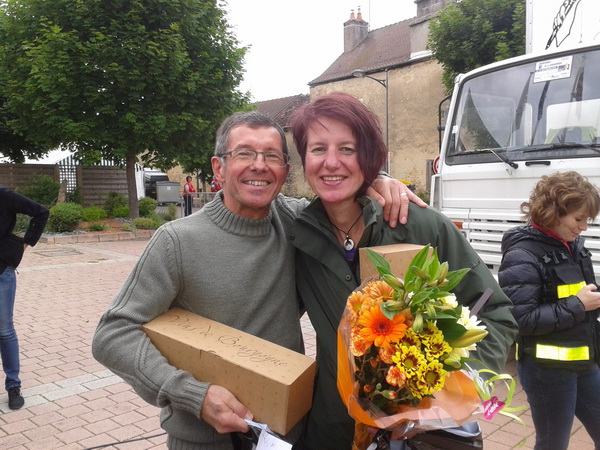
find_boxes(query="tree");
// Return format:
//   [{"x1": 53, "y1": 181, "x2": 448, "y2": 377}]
[
  {"x1": 428, "y1": 0, "x2": 526, "y2": 93},
  {"x1": 0, "y1": 0, "x2": 249, "y2": 217}
]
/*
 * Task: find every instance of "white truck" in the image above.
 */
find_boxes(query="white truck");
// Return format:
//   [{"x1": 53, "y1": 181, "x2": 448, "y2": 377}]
[{"x1": 430, "y1": 0, "x2": 600, "y2": 276}]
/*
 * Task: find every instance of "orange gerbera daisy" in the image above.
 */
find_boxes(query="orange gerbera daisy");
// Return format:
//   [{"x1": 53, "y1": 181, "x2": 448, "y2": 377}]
[
  {"x1": 363, "y1": 281, "x2": 395, "y2": 301},
  {"x1": 359, "y1": 306, "x2": 407, "y2": 349}
]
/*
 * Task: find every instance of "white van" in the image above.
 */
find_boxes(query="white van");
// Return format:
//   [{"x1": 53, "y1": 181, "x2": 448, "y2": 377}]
[{"x1": 430, "y1": 42, "x2": 600, "y2": 277}]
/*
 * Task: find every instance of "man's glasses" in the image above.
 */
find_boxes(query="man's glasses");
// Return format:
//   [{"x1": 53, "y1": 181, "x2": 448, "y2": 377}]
[{"x1": 222, "y1": 149, "x2": 289, "y2": 168}]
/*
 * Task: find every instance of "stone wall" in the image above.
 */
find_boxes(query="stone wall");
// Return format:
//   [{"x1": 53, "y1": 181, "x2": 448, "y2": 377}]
[{"x1": 297, "y1": 59, "x2": 444, "y2": 196}]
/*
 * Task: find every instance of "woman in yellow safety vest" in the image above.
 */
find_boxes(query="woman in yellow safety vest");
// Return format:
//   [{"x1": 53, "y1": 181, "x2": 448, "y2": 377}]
[{"x1": 499, "y1": 171, "x2": 600, "y2": 450}]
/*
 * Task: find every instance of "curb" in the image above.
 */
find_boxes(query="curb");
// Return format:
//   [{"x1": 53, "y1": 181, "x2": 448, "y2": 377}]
[{"x1": 39, "y1": 230, "x2": 155, "y2": 244}]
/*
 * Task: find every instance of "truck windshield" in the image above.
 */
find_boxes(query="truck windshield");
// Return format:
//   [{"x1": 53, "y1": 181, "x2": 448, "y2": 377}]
[{"x1": 446, "y1": 47, "x2": 600, "y2": 165}]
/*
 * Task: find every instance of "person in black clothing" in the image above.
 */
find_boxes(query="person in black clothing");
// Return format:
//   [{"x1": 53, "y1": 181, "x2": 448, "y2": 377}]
[
  {"x1": 0, "y1": 185, "x2": 49, "y2": 409},
  {"x1": 498, "y1": 171, "x2": 600, "y2": 450}
]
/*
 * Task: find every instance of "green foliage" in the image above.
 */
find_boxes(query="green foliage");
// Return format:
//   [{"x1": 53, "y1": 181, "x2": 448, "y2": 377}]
[
  {"x1": 167, "y1": 203, "x2": 177, "y2": 217},
  {"x1": 82, "y1": 205, "x2": 108, "y2": 222},
  {"x1": 18, "y1": 175, "x2": 60, "y2": 207},
  {"x1": 132, "y1": 216, "x2": 160, "y2": 230},
  {"x1": 428, "y1": 0, "x2": 526, "y2": 93},
  {"x1": 66, "y1": 187, "x2": 83, "y2": 205},
  {"x1": 121, "y1": 223, "x2": 134, "y2": 232},
  {"x1": 138, "y1": 197, "x2": 157, "y2": 217},
  {"x1": 88, "y1": 223, "x2": 108, "y2": 232},
  {"x1": 13, "y1": 214, "x2": 30, "y2": 233},
  {"x1": 48, "y1": 202, "x2": 83, "y2": 232},
  {"x1": 112, "y1": 206, "x2": 130, "y2": 218},
  {"x1": 416, "y1": 191, "x2": 430, "y2": 205},
  {"x1": 365, "y1": 245, "x2": 470, "y2": 328},
  {"x1": 0, "y1": 0, "x2": 250, "y2": 212},
  {"x1": 104, "y1": 191, "x2": 128, "y2": 217}
]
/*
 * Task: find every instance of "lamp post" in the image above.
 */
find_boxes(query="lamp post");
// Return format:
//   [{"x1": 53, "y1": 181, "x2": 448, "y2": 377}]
[{"x1": 352, "y1": 68, "x2": 389, "y2": 173}]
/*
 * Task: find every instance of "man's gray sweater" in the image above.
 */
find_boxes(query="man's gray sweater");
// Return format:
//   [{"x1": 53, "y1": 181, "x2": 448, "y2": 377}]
[{"x1": 92, "y1": 193, "x2": 308, "y2": 449}]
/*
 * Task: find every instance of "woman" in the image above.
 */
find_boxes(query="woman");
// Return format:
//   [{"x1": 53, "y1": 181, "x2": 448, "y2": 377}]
[
  {"x1": 288, "y1": 92, "x2": 518, "y2": 450},
  {"x1": 0, "y1": 185, "x2": 49, "y2": 410},
  {"x1": 498, "y1": 171, "x2": 600, "y2": 450}
]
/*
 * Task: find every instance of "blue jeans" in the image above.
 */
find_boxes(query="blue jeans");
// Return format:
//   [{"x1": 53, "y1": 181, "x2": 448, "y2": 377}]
[
  {"x1": 518, "y1": 354, "x2": 600, "y2": 450},
  {"x1": 0, "y1": 267, "x2": 20, "y2": 390}
]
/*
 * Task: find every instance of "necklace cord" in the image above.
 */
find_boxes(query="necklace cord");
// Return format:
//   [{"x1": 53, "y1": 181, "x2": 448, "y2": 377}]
[{"x1": 330, "y1": 211, "x2": 363, "y2": 251}]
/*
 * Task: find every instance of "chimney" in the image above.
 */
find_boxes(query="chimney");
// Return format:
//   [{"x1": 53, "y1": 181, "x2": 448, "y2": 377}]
[{"x1": 344, "y1": 7, "x2": 368, "y2": 52}]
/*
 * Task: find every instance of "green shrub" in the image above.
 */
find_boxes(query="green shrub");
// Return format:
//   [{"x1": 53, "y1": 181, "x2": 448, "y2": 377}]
[
  {"x1": 19, "y1": 175, "x2": 60, "y2": 207},
  {"x1": 13, "y1": 214, "x2": 31, "y2": 233},
  {"x1": 89, "y1": 223, "x2": 108, "y2": 232},
  {"x1": 167, "y1": 204, "x2": 177, "y2": 217},
  {"x1": 104, "y1": 191, "x2": 128, "y2": 217},
  {"x1": 138, "y1": 197, "x2": 157, "y2": 217},
  {"x1": 66, "y1": 187, "x2": 83, "y2": 205},
  {"x1": 417, "y1": 191, "x2": 430, "y2": 204},
  {"x1": 132, "y1": 217, "x2": 159, "y2": 230},
  {"x1": 48, "y1": 202, "x2": 84, "y2": 232},
  {"x1": 82, "y1": 206, "x2": 108, "y2": 222},
  {"x1": 112, "y1": 206, "x2": 130, "y2": 218},
  {"x1": 121, "y1": 223, "x2": 134, "y2": 232}
]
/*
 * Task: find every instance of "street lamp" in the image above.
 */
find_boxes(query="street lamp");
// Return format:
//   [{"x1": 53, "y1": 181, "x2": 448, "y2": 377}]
[{"x1": 352, "y1": 69, "x2": 390, "y2": 173}]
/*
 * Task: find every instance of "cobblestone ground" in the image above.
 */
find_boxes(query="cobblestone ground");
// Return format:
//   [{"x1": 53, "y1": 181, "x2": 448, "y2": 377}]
[{"x1": 0, "y1": 237, "x2": 593, "y2": 449}]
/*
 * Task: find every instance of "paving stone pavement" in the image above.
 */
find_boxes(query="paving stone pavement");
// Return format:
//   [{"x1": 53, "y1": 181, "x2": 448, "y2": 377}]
[{"x1": 0, "y1": 236, "x2": 594, "y2": 449}]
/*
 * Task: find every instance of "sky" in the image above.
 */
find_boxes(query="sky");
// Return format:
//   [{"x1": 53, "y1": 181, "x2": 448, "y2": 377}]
[{"x1": 224, "y1": 0, "x2": 418, "y2": 102}]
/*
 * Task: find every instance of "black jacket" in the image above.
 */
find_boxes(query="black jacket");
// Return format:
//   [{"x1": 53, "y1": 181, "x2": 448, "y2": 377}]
[
  {"x1": 499, "y1": 225, "x2": 600, "y2": 367},
  {"x1": 0, "y1": 185, "x2": 49, "y2": 271}
]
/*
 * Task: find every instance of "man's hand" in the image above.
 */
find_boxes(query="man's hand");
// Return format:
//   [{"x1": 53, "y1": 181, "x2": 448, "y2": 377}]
[
  {"x1": 367, "y1": 177, "x2": 427, "y2": 228},
  {"x1": 200, "y1": 385, "x2": 252, "y2": 434}
]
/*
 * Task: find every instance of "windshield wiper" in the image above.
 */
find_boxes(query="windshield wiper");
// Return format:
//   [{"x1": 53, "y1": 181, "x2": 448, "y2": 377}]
[
  {"x1": 488, "y1": 148, "x2": 519, "y2": 169},
  {"x1": 456, "y1": 147, "x2": 519, "y2": 169},
  {"x1": 520, "y1": 142, "x2": 600, "y2": 154}
]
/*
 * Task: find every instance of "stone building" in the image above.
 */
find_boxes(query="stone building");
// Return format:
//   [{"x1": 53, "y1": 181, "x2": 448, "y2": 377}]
[{"x1": 257, "y1": 0, "x2": 457, "y2": 198}]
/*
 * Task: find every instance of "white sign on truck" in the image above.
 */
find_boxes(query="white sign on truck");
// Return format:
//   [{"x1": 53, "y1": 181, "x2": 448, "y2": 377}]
[
  {"x1": 431, "y1": 0, "x2": 600, "y2": 277},
  {"x1": 527, "y1": 0, "x2": 600, "y2": 53}
]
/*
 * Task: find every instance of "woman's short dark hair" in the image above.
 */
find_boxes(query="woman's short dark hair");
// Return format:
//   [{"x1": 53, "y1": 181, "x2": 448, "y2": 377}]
[
  {"x1": 186, "y1": 176, "x2": 192, "y2": 182},
  {"x1": 522, "y1": 171, "x2": 600, "y2": 227},
  {"x1": 289, "y1": 92, "x2": 386, "y2": 195}
]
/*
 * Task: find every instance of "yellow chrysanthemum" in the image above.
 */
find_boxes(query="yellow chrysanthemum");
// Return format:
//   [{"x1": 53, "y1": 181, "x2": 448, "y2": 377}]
[
  {"x1": 392, "y1": 345, "x2": 426, "y2": 378},
  {"x1": 399, "y1": 328, "x2": 421, "y2": 348},
  {"x1": 412, "y1": 360, "x2": 448, "y2": 397},
  {"x1": 359, "y1": 306, "x2": 407, "y2": 349},
  {"x1": 363, "y1": 280, "x2": 395, "y2": 301},
  {"x1": 423, "y1": 332, "x2": 452, "y2": 361},
  {"x1": 421, "y1": 321, "x2": 440, "y2": 338}
]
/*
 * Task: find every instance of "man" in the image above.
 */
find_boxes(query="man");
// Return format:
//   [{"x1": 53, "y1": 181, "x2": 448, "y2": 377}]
[
  {"x1": 92, "y1": 112, "x2": 422, "y2": 449},
  {"x1": 0, "y1": 186, "x2": 49, "y2": 410}
]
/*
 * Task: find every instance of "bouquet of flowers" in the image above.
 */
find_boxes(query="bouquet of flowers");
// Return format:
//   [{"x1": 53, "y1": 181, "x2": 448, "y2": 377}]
[{"x1": 337, "y1": 245, "x2": 523, "y2": 449}]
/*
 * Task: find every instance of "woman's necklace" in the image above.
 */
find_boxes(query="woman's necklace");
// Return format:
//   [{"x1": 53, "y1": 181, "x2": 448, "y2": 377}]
[{"x1": 330, "y1": 211, "x2": 363, "y2": 251}]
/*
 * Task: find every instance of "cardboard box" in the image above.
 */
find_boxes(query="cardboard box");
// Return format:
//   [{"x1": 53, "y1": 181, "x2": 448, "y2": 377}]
[
  {"x1": 359, "y1": 243, "x2": 430, "y2": 282},
  {"x1": 142, "y1": 308, "x2": 316, "y2": 435}
]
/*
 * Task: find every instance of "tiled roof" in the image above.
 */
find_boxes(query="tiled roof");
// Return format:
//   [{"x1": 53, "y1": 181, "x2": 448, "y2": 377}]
[
  {"x1": 310, "y1": 18, "x2": 413, "y2": 86},
  {"x1": 254, "y1": 94, "x2": 310, "y2": 128}
]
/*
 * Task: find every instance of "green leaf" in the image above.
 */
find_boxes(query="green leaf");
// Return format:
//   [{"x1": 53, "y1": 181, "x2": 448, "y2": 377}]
[
  {"x1": 443, "y1": 268, "x2": 471, "y2": 290},
  {"x1": 427, "y1": 248, "x2": 441, "y2": 280},
  {"x1": 436, "y1": 319, "x2": 468, "y2": 341},
  {"x1": 404, "y1": 245, "x2": 431, "y2": 285},
  {"x1": 365, "y1": 248, "x2": 391, "y2": 274}
]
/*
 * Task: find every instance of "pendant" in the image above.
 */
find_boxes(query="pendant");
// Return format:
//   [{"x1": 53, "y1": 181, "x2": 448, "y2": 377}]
[{"x1": 344, "y1": 237, "x2": 355, "y2": 251}]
